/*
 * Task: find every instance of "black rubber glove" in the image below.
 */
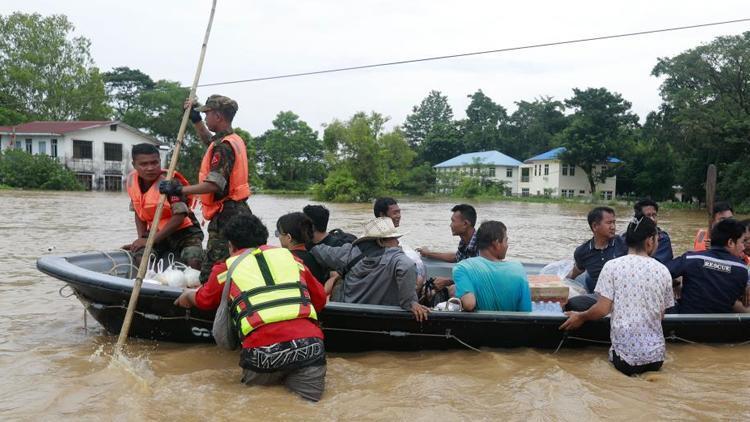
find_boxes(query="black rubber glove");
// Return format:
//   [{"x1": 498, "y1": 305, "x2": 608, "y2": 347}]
[
  {"x1": 158, "y1": 180, "x2": 183, "y2": 196},
  {"x1": 188, "y1": 104, "x2": 202, "y2": 124}
]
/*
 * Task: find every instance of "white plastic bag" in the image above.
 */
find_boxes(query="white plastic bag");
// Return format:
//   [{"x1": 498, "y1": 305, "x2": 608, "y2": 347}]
[
  {"x1": 183, "y1": 267, "x2": 202, "y2": 288},
  {"x1": 539, "y1": 259, "x2": 587, "y2": 298},
  {"x1": 433, "y1": 297, "x2": 462, "y2": 312},
  {"x1": 161, "y1": 253, "x2": 187, "y2": 288},
  {"x1": 401, "y1": 244, "x2": 426, "y2": 280},
  {"x1": 539, "y1": 259, "x2": 574, "y2": 279},
  {"x1": 142, "y1": 254, "x2": 161, "y2": 285}
]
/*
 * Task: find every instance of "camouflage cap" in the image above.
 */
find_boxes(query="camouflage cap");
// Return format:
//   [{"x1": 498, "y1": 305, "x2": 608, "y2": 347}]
[{"x1": 195, "y1": 94, "x2": 238, "y2": 114}]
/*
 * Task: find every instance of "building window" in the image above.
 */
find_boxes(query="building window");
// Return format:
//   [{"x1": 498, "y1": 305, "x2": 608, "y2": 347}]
[
  {"x1": 25, "y1": 138, "x2": 32, "y2": 154},
  {"x1": 506, "y1": 168, "x2": 512, "y2": 178},
  {"x1": 544, "y1": 164, "x2": 549, "y2": 176},
  {"x1": 521, "y1": 167, "x2": 529, "y2": 182},
  {"x1": 104, "y1": 143, "x2": 123, "y2": 161},
  {"x1": 603, "y1": 191, "x2": 613, "y2": 200},
  {"x1": 75, "y1": 174, "x2": 93, "y2": 190},
  {"x1": 579, "y1": 190, "x2": 585, "y2": 195},
  {"x1": 38, "y1": 141, "x2": 47, "y2": 155},
  {"x1": 562, "y1": 165, "x2": 567, "y2": 176},
  {"x1": 51, "y1": 139, "x2": 58, "y2": 158},
  {"x1": 522, "y1": 188, "x2": 530, "y2": 197},
  {"x1": 110, "y1": 124, "x2": 117, "y2": 132},
  {"x1": 15, "y1": 140, "x2": 21, "y2": 149},
  {"x1": 562, "y1": 164, "x2": 575, "y2": 176},
  {"x1": 489, "y1": 167, "x2": 495, "y2": 177},
  {"x1": 104, "y1": 175, "x2": 123, "y2": 192},
  {"x1": 73, "y1": 140, "x2": 93, "y2": 159},
  {"x1": 569, "y1": 165, "x2": 575, "y2": 176}
]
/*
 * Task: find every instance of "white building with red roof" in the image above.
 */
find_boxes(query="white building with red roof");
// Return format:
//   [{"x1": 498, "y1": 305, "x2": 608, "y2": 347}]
[{"x1": 0, "y1": 121, "x2": 161, "y2": 191}]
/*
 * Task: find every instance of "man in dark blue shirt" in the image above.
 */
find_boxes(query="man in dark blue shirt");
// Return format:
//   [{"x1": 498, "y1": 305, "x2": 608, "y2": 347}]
[
  {"x1": 667, "y1": 219, "x2": 749, "y2": 314},
  {"x1": 632, "y1": 199, "x2": 673, "y2": 264},
  {"x1": 568, "y1": 206, "x2": 627, "y2": 293}
]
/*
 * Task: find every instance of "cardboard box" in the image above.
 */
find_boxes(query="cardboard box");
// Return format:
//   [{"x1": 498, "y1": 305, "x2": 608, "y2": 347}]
[{"x1": 527, "y1": 274, "x2": 569, "y2": 304}]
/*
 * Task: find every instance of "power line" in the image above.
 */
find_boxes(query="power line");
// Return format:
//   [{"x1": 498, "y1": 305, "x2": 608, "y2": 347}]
[{"x1": 197, "y1": 17, "x2": 750, "y2": 88}]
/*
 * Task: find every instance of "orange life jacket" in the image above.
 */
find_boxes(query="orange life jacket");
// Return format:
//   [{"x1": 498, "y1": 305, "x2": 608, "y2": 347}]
[
  {"x1": 198, "y1": 133, "x2": 250, "y2": 220},
  {"x1": 693, "y1": 228, "x2": 709, "y2": 252},
  {"x1": 127, "y1": 170, "x2": 194, "y2": 233}
]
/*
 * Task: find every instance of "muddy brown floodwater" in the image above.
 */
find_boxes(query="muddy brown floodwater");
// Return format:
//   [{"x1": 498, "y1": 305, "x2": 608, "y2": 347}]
[{"x1": 1, "y1": 191, "x2": 748, "y2": 420}]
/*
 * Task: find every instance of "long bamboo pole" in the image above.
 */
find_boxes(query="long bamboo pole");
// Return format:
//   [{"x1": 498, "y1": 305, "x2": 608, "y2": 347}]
[
  {"x1": 706, "y1": 164, "x2": 717, "y2": 230},
  {"x1": 115, "y1": 0, "x2": 218, "y2": 354}
]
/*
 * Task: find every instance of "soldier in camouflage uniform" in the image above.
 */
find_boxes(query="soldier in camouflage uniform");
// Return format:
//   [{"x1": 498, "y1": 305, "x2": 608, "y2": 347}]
[{"x1": 160, "y1": 95, "x2": 252, "y2": 283}]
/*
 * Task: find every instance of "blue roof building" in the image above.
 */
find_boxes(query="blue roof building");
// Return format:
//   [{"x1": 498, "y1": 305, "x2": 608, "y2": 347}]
[
  {"x1": 519, "y1": 147, "x2": 619, "y2": 199},
  {"x1": 433, "y1": 150, "x2": 523, "y2": 195},
  {"x1": 525, "y1": 146, "x2": 622, "y2": 164},
  {"x1": 434, "y1": 150, "x2": 523, "y2": 168}
]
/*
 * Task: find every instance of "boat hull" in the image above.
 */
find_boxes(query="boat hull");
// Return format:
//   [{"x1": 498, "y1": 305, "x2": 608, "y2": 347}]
[{"x1": 37, "y1": 251, "x2": 750, "y2": 351}]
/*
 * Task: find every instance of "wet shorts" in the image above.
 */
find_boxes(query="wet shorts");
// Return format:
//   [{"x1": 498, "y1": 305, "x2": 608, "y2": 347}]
[{"x1": 240, "y1": 337, "x2": 326, "y2": 401}]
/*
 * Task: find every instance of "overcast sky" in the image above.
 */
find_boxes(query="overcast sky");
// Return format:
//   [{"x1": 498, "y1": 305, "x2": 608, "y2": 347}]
[{"x1": 4, "y1": 1, "x2": 750, "y2": 138}]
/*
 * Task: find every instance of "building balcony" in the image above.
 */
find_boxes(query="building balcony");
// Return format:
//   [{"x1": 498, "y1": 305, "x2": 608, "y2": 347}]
[
  {"x1": 104, "y1": 160, "x2": 124, "y2": 174},
  {"x1": 65, "y1": 158, "x2": 94, "y2": 173}
]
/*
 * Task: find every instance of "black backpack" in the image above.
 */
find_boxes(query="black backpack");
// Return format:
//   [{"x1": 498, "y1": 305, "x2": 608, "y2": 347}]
[{"x1": 326, "y1": 228, "x2": 357, "y2": 246}]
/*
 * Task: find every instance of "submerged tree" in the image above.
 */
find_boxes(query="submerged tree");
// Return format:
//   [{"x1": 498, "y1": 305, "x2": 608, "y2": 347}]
[
  {"x1": 255, "y1": 111, "x2": 324, "y2": 190},
  {"x1": 316, "y1": 112, "x2": 415, "y2": 202}
]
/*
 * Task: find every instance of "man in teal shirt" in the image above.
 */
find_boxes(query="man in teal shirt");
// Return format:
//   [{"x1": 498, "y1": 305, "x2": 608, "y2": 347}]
[{"x1": 453, "y1": 221, "x2": 532, "y2": 312}]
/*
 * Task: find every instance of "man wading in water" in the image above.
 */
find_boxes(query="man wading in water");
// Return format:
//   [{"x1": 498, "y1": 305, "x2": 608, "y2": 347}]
[{"x1": 560, "y1": 214, "x2": 674, "y2": 376}]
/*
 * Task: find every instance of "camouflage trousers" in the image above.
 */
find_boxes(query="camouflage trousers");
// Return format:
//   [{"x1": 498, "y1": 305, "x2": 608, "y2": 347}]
[
  {"x1": 200, "y1": 199, "x2": 253, "y2": 283},
  {"x1": 133, "y1": 225, "x2": 204, "y2": 267}
]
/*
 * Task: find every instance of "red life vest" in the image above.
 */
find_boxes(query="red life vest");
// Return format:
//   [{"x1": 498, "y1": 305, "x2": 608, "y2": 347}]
[
  {"x1": 127, "y1": 170, "x2": 194, "y2": 232},
  {"x1": 197, "y1": 133, "x2": 250, "y2": 220}
]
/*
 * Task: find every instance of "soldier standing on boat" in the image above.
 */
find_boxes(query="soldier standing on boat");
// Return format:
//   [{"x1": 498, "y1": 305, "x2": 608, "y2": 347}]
[{"x1": 159, "y1": 94, "x2": 252, "y2": 283}]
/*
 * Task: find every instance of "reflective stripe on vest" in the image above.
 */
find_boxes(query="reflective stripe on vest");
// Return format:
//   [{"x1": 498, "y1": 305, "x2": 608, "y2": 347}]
[
  {"x1": 219, "y1": 248, "x2": 317, "y2": 339},
  {"x1": 197, "y1": 133, "x2": 251, "y2": 220},
  {"x1": 126, "y1": 170, "x2": 194, "y2": 232}
]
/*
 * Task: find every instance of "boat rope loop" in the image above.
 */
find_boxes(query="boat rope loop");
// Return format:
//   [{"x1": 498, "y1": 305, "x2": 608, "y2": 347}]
[
  {"x1": 323, "y1": 326, "x2": 482, "y2": 352},
  {"x1": 553, "y1": 333, "x2": 611, "y2": 354},
  {"x1": 58, "y1": 284, "x2": 75, "y2": 298},
  {"x1": 69, "y1": 291, "x2": 214, "y2": 325}
]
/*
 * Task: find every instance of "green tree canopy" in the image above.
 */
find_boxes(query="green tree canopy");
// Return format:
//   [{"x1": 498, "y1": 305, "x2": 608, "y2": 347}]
[
  {"x1": 403, "y1": 90, "x2": 454, "y2": 148},
  {"x1": 0, "y1": 12, "x2": 109, "y2": 123},
  {"x1": 103, "y1": 66, "x2": 155, "y2": 118},
  {"x1": 557, "y1": 87, "x2": 639, "y2": 197},
  {"x1": 507, "y1": 96, "x2": 567, "y2": 160},
  {"x1": 461, "y1": 90, "x2": 509, "y2": 153},
  {"x1": 652, "y1": 31, "x2": 750, "y2": 202},
  {"x1": 316, "y1": 112, "x2": 414, "y2": 201},
  {"x1": 255, "y1": 111, "x2": 324, "y2": 190}
]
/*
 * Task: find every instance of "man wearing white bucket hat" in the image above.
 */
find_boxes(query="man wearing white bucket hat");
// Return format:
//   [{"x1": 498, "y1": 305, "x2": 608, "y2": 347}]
[{"x1": 311, "y1": 217, "x2": 430, "y2": 321}]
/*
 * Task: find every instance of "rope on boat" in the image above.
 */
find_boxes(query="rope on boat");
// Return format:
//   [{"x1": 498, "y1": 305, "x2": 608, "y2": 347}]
[
  {"x1": 323, "y1": 327, "x2": 482, "y2": 352},
  {"x1": 664, "y1": 333, "x2": 698, "y2": 345},
  {"x1": 553, "y1": 333, "x2": 611, "y2": 354},
  {"x1": 85, "y1": 301, "x2": 216, "y2": 323}
]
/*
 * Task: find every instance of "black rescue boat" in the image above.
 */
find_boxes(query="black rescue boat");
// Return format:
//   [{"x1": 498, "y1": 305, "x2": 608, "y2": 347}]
[{"x1": 37, "y1": 251, "x2": 750, "y2": 351}]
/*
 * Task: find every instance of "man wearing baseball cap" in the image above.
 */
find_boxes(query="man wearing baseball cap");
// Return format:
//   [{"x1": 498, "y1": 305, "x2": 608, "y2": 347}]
[{"x1": 160, "y1": 94, "x2": 252, "y2": 283}]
